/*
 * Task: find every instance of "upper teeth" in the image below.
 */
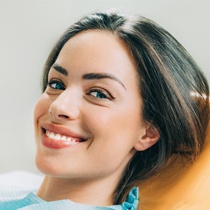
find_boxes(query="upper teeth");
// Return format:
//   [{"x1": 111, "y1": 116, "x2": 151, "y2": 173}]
[{"x1": 46, "y1": 130, "x2": 75, "y2": 142}]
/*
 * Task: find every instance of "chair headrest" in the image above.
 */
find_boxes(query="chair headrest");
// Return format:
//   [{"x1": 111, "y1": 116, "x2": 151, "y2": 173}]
[{"x1": 137, "y1": 121, "x2": 210, "y2": 209}]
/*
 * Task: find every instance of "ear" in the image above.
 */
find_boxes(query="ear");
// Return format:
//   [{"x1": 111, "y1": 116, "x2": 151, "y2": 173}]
[{"x1": 134, "y1": 124, "x2": 160, "y2": 151}]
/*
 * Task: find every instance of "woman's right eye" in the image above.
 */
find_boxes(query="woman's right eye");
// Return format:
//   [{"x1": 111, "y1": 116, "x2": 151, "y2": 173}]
[{"x1": 48, "y1": 80, "x2": 65, "y2": 90}]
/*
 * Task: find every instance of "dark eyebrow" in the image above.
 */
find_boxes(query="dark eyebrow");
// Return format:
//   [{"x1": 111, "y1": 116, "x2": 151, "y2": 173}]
[
  {"x1": 52, "y1": 64, "x2": 68, "y2": 76},
  {"x1": 52, "y1": 64, "x2": 126, "y2": 90},
  {"x1": 82, "y1": 73, "x2": 127, "y2": 90}
]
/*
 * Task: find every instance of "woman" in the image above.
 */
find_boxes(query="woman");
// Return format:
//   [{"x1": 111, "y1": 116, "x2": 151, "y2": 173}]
[{"x1": 0, "y1": 11, "x2": 209, "y2": 209}]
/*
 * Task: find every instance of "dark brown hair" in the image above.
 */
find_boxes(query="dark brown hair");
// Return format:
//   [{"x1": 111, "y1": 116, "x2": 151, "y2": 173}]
[{"x1": 41, "y1": 11, "x2": 209, "y2": 204}]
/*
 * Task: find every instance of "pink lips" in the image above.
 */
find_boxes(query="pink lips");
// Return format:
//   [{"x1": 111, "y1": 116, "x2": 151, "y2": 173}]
[{"x1": 41, "y1": 123, "x2": 87, "y2": 149}]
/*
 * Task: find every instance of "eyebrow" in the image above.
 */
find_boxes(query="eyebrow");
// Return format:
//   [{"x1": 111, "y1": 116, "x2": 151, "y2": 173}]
[
  {"x1": 52, "y1": 63, "x2": 126, "y2": 90},
  {"x1": 82, "y1": 73, "x2": 126, "y2": 90},
  {"x1": 52, "y1": 64, "x2": 68, "y2": 76}
]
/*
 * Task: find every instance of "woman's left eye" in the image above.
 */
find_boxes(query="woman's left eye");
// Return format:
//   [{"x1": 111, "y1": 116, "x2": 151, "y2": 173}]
[{"x1": 87, "y1": 89, "x2": 113, "y2": 100}]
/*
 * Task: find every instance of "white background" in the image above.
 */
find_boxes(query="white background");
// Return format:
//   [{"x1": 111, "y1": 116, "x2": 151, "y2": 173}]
[{"x1": 0, "y1": 0, "x2": 209, "y2": 174}]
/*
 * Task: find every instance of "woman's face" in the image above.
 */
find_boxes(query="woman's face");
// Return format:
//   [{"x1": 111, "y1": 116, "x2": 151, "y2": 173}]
[{"x1": 34, "y1": 30, "x2": 151, "y2": 182}]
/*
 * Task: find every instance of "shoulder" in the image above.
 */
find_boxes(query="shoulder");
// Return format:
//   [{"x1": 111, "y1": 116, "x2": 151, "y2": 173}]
[
  {"x1": 0, "y1": 171, "x2": 43, "y2": 202},
  {"x1": 0, "y1": 171, "x2": 43, "y2": 210}
]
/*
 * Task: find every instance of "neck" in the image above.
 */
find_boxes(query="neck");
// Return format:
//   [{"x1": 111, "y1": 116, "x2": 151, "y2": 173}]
[{"x1": 37, "y1": 175, "x2": 119, "y2": 206}]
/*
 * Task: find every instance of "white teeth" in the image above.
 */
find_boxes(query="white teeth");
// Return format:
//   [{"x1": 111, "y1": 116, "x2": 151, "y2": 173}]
[
  {"x1": 49, "y1": 132, "x2": 55, "y2": 139},
  {"x1": 55, "y1": 134, "x2": 61, "y2": 140},
  {"x1": 45, "y1": 130, "x2": 77, "y2": 142},
  {"x1": 61, "y1": 135, "x2": 67, "y2": 141},
  {"x1": 67, "y1": 137, "x2": 71, "y2": 142}
]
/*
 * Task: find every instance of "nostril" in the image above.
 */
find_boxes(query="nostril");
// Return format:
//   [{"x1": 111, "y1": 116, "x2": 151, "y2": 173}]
[{"x1": 58, "y1": 114, "x2": 69, "y2": 119}]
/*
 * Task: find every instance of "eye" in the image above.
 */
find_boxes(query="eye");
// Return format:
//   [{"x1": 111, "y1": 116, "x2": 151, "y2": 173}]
[
  {"x1": 48, "y1": 79, "x2": 65, "y2": 90},
  {"x1": 87, "y1": 89, "x2": 114, "y2": 100}
]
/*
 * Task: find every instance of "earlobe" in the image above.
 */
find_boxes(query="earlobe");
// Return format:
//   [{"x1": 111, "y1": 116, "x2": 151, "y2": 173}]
[{"x1": 134, "y1": 124, "x2": 160, "y2": 151}]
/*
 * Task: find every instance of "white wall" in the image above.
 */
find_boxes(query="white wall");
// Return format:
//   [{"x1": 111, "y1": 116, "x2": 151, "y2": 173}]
[{"x1": 0, "y1": 0, "x2": 209, "y2": 174}]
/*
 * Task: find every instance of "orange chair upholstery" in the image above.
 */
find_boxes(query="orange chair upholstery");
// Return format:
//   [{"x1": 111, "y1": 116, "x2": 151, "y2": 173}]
[{"x1": 137, "y1": 121, "x2": 210, "y2": 209}]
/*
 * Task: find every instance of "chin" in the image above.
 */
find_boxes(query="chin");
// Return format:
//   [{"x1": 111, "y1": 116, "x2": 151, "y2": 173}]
[
  {"x1": 35, "y1": 154, "x2": 76, "y2": 178},
  {"x1": 35, "y1": 153, "x2": 59, "y2": 176}
]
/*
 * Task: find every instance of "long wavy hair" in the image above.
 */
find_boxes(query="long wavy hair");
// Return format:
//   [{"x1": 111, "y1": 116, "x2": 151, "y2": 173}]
[{"x1": 41, "y1": 11, "x2": 209, "y2": 204}]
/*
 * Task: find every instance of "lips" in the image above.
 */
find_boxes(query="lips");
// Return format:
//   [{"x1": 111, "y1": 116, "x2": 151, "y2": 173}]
[{"x1": 41, "y1": 123, "x2": 87, "y2": 149}]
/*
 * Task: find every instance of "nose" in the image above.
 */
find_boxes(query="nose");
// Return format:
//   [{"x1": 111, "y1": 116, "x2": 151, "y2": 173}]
[{"x1": 48, "y1": 90, "x2": 80, "y2": 122}]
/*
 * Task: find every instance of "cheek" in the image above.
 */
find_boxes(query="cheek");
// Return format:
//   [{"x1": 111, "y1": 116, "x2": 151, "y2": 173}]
[
  {"x1": 85, "y1": 103, "x2": 142, "y2": 147},
  {"x1": 83, "y1": 110, "x2": 141, "y2": 174},
  {"x1": 34, "y1": 94, "x2": 51, "y2": 127}
]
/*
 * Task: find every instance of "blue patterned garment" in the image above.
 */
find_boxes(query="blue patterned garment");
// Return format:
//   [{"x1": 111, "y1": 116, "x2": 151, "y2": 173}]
[{"x1": 0, "y1": 187, "x2": 138, "y2": 210}]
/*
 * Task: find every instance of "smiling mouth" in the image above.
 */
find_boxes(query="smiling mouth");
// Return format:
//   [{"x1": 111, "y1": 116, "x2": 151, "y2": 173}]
[{"x1": 42, "y1": 128, "x2": 87, "y2": 146}]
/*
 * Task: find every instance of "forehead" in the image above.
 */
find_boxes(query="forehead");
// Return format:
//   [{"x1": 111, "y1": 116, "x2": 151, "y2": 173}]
[
  {"x1": 64, "y1": 30, "x2": 131, "y2": 59},
  {"x1": 55, "y1": 30, "x2": 139, "y2": 88}
]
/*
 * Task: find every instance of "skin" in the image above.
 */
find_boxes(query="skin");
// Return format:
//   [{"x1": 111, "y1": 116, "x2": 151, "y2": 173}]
[{"x1": 34, "y1": 30, "x2": 159, "y2": 206}]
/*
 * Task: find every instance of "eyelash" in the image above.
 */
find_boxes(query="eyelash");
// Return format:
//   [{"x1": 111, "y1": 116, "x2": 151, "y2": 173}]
[
  {"x1": 48, "y1": 79, "x2": 65, "y2": 90},
  {"x1": 47, "y1": 79, "x2": 115, "y2": 100},
  {"x1": 86, "y1": 89, "x2": 114, "y2": 100}
]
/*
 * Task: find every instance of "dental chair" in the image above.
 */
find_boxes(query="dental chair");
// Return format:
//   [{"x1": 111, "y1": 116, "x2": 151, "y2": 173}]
[{"x1": 137, "y1": 119, "x2": 210, "y2": 209}]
